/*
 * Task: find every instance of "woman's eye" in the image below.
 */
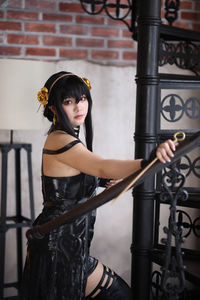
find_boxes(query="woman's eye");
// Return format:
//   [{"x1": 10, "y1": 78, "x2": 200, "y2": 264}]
[
  {"x1": 63, "y1": 99, "x2": 73, "y2": 105},
  {"x1": 80, "y1": 96, "x2": 87, "y2": 101}
]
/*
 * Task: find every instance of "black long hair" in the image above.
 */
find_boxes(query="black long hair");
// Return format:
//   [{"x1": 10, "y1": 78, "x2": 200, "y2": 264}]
[{"x1": 43, "y1": 71, "x2": 93, "y2": 151}]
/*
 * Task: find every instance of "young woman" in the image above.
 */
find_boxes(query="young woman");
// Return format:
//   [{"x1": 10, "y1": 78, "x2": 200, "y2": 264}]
[{"x1": 21, "y1": 72, "x2": 176, "y2": 300}]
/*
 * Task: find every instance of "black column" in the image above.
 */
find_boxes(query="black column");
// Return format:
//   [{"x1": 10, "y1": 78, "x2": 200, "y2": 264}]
[
  {"x1": 131, "y1": 0, "x2": 161, "y2": 299},
  {"x1": 0, "y1": 148, "x2": 8, "y2": 300}
]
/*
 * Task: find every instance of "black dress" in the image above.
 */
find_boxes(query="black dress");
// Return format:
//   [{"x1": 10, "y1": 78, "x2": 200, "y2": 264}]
[{"x1": 21, "y1": 140, "x2": 99, "y2": 300}]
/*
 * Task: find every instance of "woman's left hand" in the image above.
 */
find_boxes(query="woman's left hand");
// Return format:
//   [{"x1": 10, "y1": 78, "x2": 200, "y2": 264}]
[
  {"x1": 105, "y1": 179, "x2": 121, "y2": 189},
  {"x1": 156, "y1": 139, "x2": 177, "y2": 164}
]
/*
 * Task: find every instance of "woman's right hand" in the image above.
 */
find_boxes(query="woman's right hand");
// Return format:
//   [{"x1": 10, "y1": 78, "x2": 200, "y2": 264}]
[{"x1": 156, "y1": 139, "x2": 177, "y2": 164}]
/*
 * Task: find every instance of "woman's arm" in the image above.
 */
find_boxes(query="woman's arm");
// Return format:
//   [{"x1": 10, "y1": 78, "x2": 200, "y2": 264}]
[
  {"x1": 56, "y1": 140, "x2": 141, "y2": 179},
  {"x1": 54, "y1": 135, "x2": 176, "y2": 180}
]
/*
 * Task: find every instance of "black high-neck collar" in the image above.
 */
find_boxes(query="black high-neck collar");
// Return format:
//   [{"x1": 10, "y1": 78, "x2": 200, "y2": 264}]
[{"x1": 50, "y1": 124, "x2": 80, "y2": 138}]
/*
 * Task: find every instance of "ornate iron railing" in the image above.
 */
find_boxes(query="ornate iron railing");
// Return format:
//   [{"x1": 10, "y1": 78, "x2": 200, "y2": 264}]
[
  {"x1": 159, "y1": 161, "x2": 188, "y2": 299},
  {"x1": 159, "y1": 41, "x2": 200, "y2": 77},
  {"x1": 80, "y1": 0, "x2": 134, "y2": 31},
  {"x1": 77, "y1": 2, "x2": 200, "y2": 299}
]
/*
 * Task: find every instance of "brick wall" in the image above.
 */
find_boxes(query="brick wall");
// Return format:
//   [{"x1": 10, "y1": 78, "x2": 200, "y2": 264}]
[{"x1": 0, "y1": 0, "x2": 199, "y2": 66}]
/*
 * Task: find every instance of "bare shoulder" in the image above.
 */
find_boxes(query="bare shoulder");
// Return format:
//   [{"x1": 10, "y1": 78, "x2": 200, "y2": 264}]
[{"x1": 44, "y1": 130, "x2": 77, "y2": 150}]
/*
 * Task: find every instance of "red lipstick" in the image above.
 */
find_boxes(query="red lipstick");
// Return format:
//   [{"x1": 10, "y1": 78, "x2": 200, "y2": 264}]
[{"x1": 75, "y1": 114, "x2": 83, "y2": 119}]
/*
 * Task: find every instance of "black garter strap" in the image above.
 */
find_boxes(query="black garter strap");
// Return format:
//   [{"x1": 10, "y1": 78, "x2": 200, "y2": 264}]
[{"x1": 87, "y1": 265, "x2": 114, "y2": 298}]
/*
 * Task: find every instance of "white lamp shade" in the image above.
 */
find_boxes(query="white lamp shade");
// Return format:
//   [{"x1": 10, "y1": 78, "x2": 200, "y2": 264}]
[{"x1": 0, "y1": 59, "x2": 55, "y2": 130}]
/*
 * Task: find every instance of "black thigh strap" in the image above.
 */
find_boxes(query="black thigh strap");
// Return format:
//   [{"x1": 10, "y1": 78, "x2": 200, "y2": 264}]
[{"x1": 87, "y1": 265, "x2": 115, "y2": 298}]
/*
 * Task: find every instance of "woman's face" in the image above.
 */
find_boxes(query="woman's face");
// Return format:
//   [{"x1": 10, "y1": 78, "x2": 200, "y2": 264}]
[{"x1": 62, "y1": 95, "x2": 89, "y2": 126}]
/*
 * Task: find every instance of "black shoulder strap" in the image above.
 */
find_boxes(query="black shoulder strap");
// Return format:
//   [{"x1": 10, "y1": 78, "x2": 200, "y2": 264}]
[{"x1": 43, "y1": 140, "x2": 81, "y2": 155}]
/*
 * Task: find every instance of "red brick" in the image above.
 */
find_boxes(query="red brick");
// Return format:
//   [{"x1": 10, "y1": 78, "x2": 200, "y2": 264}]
[
  {"x1": 195, "y1": 2, "x2": 200, "y2": 10},
  {"x1": 25, "y1": 23, "x2": 55, "y2": 33},
  {"x1": 59, "y1": 3, "x2": 83, "y2": 13},
  {"x1": 161, "y1": 10, "x2": 165, "y2": 19},
  {"x1": 0, "y1": 33, "x2": 3, "y2": 43},
  {"x1": 180, "y1": 1, "x2": 192, "y2": 9},
  {"x1": 92, "y1": 50, "x2": 119, "y2": 59},
  {"x1": 107, "y1": 18, "x2": 131, "y2": 28},
  {"x1": 43, "y1": 36, "x2": 72, "y2": 46},
  {"x1": 122, "y1": 29, "x2": 133, "y2": 38},
  {"x1": 91, "y1": 27, "x2": 119, "y2": 37},
  {"x1": 0, "y1": 10, "x2": 3, "y2": 18},
  {"x1": 193, "y1": 24, "x2": 200, "y2": 31},
  {"x1": 0, "y1": 21, "x2": 21, "y2": 30},
  {"x1": 60, "y1": 49, "x2": 88, "y2": 58},
  {"x1": 43, "y1": 13, "x2": 72, "y2": 22},
  {"x1": 7, "y1": 11, "x2": 38, "y2": 20},
  {"x1": 108, "y1": 40, "x2": 134, "y2": 49},
  {"x1": 123, "y1": 51, "x2": 137, "y2": 60},
  {"x1": 25, "y1": 0, "x2": 56, "y2": 10},
  {"x1": 0, "y1": 46, "x2": 21, "y2": 55},
  {"x1": 181, "y1": 12, "x2": 200, "y2": 21},
  {"x1": 7, "y1": 34, "x2": 39, "y2": 44},
  {"x1": 3, "y1": 0, "x2": 21, "y2": 8},
  {"x1": 76, "y1": 38, "x2": 104, "y2": 48},
  {"x1": 76, "y1": 15, "x2": 104, "y2": 25},
  {"x1": 60, "y1": 25, "x2": 88, "y2": 35},
  {"x1": 26, "y1": 47, "x2": 56, "y2": 56},
  {"x1": 107, "y1": 19, "x2": 124, "y2": 27},
  {"x1": 173, "y1": 22, "x2": 190, "y2": 30}
]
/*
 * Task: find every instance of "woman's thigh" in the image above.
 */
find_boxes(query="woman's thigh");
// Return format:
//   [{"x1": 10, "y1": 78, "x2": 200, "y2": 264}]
[
  {"x1": 85, "y1": 262, "x2": 110, "y2": 297},
  {"x1": 85, "y1": 261, "x2": 132, "y2": 299}
]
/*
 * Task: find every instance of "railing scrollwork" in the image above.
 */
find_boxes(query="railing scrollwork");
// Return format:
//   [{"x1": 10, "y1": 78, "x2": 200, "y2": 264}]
[
  {"x1": 151, "y1": 270, "x2": 193, "y2": 300},
  {"x1": 159, "y1": 40, "x2": 200, "y2": 77},
  {"x1": 159, "y1": 161, "x2": 188, "y2": 299},
  {"x1": 161, "y1": 94, "x2": 200, "y2": 122},
  {"x1": 164, "y1": 0, "x2": 180, "y2": 26},
  {"x1": 80, "y1": 0, "x2": 133, "y2": 31}
]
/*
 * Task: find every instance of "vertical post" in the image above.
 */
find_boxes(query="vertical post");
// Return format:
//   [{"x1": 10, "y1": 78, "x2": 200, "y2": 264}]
[
  {"x1": 0, "y1": 143, "x2": 35, "y2": 298},
  {"x1": 0, "y1": 149, "x2": 8, "y2": 300},
  {"x1": 27, "y1": 145, "x2": 35, "y2": 222},
  {"x1": 131, "y1": 0, "x2": 161, "y2": 299},
  {"x1": 15, "y1": 148, "x2": 23, "y2": 285}
]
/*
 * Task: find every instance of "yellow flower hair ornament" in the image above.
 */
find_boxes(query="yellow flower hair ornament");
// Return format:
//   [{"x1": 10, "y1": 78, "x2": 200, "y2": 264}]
[
  {"x1": 82, "y1": 77, "x2": 92, "y2": 90},
  {"x1": 37, "y1": 87, "x2": 49, "y2": 106}
]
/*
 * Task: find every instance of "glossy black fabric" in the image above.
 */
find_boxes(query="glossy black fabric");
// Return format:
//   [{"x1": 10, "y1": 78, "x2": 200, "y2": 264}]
[
  {"x1": 21, "y1": 141, "x2": 98, "y2": 300},
  {"x1": 85, "y1": 273, "x2": 132, "y2": 300}
]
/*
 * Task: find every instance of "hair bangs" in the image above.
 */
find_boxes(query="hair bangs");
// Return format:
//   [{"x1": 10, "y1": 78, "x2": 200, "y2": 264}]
[{"x1": 60, "y1": 75, "x2": 90, "y2": 103}]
